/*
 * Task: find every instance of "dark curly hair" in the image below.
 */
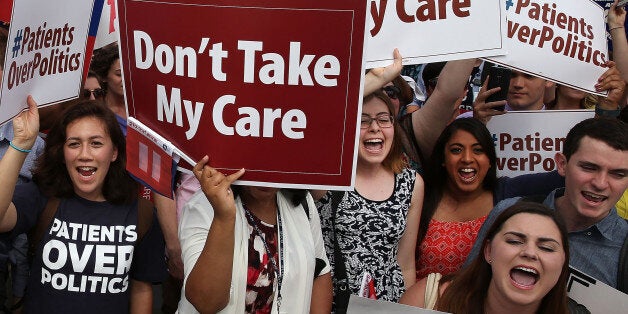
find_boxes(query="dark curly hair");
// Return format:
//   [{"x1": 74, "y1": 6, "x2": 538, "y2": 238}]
[
  {"x1": 32, "y1": 100, "x2": 137, "y2": 204},
  {"x1": 90, "y1": 43, "x2": 119, "y2": 92}
]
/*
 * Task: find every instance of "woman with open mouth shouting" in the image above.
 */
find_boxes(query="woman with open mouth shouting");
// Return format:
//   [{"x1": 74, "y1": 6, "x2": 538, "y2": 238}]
[
  {"x1": 313, "y1": 90, "x2": 423, "y2": 312},
  {"x1": 401, "y1": 202, "x2": 570, "y2": 313},
  {"x1": 0, "y1": 97, "x2": 166, "y2": 313}
]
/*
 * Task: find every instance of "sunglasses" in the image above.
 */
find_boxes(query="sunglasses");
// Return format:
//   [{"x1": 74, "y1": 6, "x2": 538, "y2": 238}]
[
  {"x1": 82, "y1": 88, "x2": 105, "y2": 99},
  {"x1": 382, "y1": 85, "x2": 400, "y2": 100}
]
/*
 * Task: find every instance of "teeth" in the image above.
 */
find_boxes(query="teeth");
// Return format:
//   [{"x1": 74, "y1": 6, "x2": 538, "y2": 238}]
[
  {"x1": 514, "y1": 266, "x2": 538, "y2": 275},
  {"x1": 365, "y1": 139, "x2": 383, "y2": 143},
  {"x1": 460, "y1": 168, "x2": 475, "y2": 173},
  {"x1": 582, "y1": 191, "x2": 605, "y2": 201}
]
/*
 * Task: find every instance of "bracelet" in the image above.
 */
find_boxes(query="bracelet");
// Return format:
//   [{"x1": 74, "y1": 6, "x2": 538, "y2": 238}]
[
  {"x1": 9, "y1": 141, "x2": 32, "y2": 153},
  {"x1": 595, "y1": 105, "x2": 622, "y2": 118},
  {"x1": 609, "y1": 26, "x2": 625, "y2": 32}
]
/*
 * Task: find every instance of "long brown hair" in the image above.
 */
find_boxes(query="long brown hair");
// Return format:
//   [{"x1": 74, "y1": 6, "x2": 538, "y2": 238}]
[
  {"x1": 33, "y1": 101, "x2": 137, "y2": 204},
  {"x1": 436, "y1": 202, "x2": 570, "y2": 314},
  {"x1": 362, "y1": 90, "x2": 406, "y2": 173}
]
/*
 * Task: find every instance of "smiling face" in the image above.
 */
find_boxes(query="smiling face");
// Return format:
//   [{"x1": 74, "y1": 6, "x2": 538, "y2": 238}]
[
  {"x1": 556, "y1": 136, "x2": 628, "y2": 227},
  {"x1": 358, "y1": 97, "x2": 395, "y2": 166},
  {"x1": 484, "y1": 213, "x2": 566, "y2": 310},
  {"x1": 64, "y1": 117, "x2": 118, "y2": 201},
  {"x1": 444, "y1": 130, "x2": 491, "y2": 195}
]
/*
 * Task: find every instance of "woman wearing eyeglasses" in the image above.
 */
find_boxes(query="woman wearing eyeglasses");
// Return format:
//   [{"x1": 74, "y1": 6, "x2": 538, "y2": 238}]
[{"x1": 314, "y1": 90, "x2": 423, "y2": 311}]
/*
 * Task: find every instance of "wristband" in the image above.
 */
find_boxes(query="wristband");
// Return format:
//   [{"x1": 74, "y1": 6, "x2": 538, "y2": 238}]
[
  {"x1": 595, "y1": 106, "x2": 622, "y2": 118},
  {"x1": 9, "y1": 141, "x2": 32, "y2": 153},
  {"x1": 609, "y1": 26, "x2": 625, "y2": 32}
]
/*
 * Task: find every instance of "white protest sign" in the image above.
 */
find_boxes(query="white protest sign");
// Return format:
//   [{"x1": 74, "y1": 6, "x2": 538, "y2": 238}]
[
  {"x1": 366, "y1": 0, "x2": 506, "y2": 68},
  {"x1": 95, "y1": 0, "x2": 119, "y2": 49},
  {"x1": 347, "y1": 295, "x2": 447, "y2": 313},
  {"x1": 486, "y1": 0, "x2": 608, "y2": 95},
  {"x1": 486, "y1": 110, "x2": 594, "y2": 177},
  {"x1": 0, "y1": 0, "x2": 96, "y2": 125},
  {"x1": 568, "y1": 267, "x2": 628, "y2": 313}
]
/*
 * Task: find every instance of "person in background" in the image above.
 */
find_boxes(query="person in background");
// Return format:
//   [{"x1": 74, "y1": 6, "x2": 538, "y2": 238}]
[
  {"x1": 546, "y1": 85, "x2": 595, "y2": 110},
  {"x1": 401, "y1": 202, "x2": 570, "y2": 314},
  {"x1": 82, "y1": 71, "x2": 105, "y2": 101},
  {"x1": 90, "y1": 43, "x2": 127, "y2": 127}
]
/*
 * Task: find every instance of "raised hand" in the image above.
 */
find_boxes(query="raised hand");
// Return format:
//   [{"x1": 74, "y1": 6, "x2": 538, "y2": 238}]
[
  {"x1": 11, "y1": 95, "x2": 40, "y2": 150},
  {"x1": 596, "y1": 61, "x2": 626, "y2": 109},
  {"x1": 472, "y1": 76, "x2": 507, "y2": 124},
  {"x1": 193, "y1": 156, "x2": 245, "y2": 220},
  {"x1": 364, "y1": 48, "x2": 403, "y2": 95}
]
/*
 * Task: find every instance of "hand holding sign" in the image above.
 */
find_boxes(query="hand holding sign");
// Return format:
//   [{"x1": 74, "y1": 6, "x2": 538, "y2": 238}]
[
  {"x1": 193, "y1": 155, "x2": 245, "y2": 221},
  {"x1": 11, "y1": 95, "x2": 39, "y2": 151},
  {"x1": 364, "y1": 48, "x2": 403, "y2": 96},
  {"x1": 595, "y1": 61, "x2": 626, "y2": 110}
]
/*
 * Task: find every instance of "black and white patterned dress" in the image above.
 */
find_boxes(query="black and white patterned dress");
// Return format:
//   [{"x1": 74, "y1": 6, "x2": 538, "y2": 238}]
[{"x1": 317, "y1": 168, "x2": 416, "y2": 303}]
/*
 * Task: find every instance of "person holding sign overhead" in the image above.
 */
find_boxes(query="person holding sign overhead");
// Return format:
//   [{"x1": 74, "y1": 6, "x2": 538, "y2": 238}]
[
  {"x1": 0, "y1": 98, "x2": 167, "y2": 313},
  {"x1": 178, "y1": 160, "x2": 332, "y2": 313}
]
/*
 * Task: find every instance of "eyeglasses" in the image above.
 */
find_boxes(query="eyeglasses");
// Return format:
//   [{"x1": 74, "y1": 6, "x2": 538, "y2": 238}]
[
  {"x1": 360, "y1": 113, "x2": 394, "y2": 129},
  {"x1": 82, "y1": 88, "x2": 105, "y2": 99},
  {"x1": 382, "y1": 85, "x2": 400, "y2": 100}
]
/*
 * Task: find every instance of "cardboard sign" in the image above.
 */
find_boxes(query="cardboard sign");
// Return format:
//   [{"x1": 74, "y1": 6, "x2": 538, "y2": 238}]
[
  {"x1": 0, "y1": 0, "x2": 101, "y2": 125},
  {"x1": 95, "y1": 0, "x2": 118, "y2": 49},
  {"x1": 117, "y1": 0, "x2": 366, "y2": 190},
  {"x1": 486, "y1": 0, "x2": 608, "y2": 95},
  {"x1": 486, "y1": 110, "x2": 594, "y2": 177},
  {"x1": 568, "y1": 267, "x2": 628, "y2": 313},
  {"x1": 126, "y1": 118, "x2": 176, "y2": 198},
  {"x1": 365, "y1": 0, "x2": 506, "y2": 68}
]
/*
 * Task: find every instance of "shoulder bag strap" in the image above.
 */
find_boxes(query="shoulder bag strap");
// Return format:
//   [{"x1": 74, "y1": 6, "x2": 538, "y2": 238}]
[
  {"x1": 424, "y1": 272, "x2": 442, "y2": 310},
  {"x1": 330, "y1": 191, "x2": 351, "y2": 313},
  {"x1": 28, "y1": 197, "x2": 61, "y2": 261}
]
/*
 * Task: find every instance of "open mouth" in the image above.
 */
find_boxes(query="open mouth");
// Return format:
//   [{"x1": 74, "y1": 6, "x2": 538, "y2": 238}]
[
  {"x1": 580, "y1": 191, "x2": 608, "y2": 203},
  {"x1": 510, "y1": 266, "x2": 539, "y2": 289},
  {"x1": 77, "y1": 166, "x2": 97, "y2": 177},
  {"x1": 363, "y1": 139, "x2": 383, "y2": 152},
  {"x1": 581, "y1": 191, "x2": 607, "y2": 204},
  {"x1": 458, "y1": 168, "x2": 477, "y2": 183}
]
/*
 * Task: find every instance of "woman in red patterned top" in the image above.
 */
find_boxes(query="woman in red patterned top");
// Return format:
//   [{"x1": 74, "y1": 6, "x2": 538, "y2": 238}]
[{"x1": 415, "y1": 118, "x2": 497, "y2": 279}]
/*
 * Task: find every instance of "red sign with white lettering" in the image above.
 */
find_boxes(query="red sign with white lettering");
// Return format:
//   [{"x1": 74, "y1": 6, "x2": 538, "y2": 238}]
[{"x1": 117, "y1": 0, "x2": 366, "y2": 189}]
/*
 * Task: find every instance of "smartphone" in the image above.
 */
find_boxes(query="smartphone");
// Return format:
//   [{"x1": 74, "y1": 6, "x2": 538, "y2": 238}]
[{"x1": 482, "y1": 64, "x2": 511, "y2": 111}]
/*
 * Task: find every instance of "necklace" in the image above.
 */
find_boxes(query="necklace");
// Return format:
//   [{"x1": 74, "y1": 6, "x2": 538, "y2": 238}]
[{"x1": 242, "y1": 203, "x2": 285, "y2": 310}]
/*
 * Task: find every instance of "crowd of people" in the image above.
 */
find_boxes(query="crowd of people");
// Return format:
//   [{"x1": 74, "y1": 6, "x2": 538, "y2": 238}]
[{"x1": 0, "y1": 1, "x2": 627, "y2": 313}]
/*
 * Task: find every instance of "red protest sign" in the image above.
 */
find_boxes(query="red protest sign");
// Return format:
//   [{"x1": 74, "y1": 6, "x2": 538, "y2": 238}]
[
  {"x1": 126, "y1": 119, "x2": 175, "y2": 198},
  {"x1": 117, "y1": 0, "x2": 366, "y2": 189}
]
